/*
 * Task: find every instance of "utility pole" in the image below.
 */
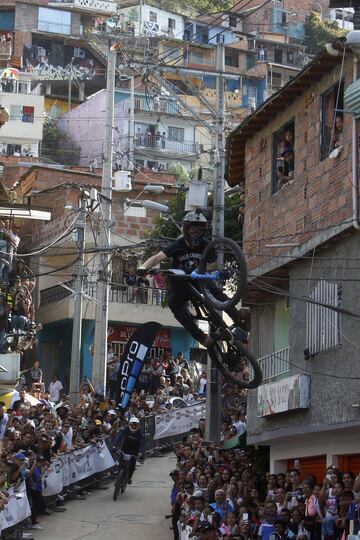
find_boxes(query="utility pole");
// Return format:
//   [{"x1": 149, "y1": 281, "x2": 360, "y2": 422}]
[
  {"x1": 69, "y1": 191, "x2": 86, "y2": 403},
  {"x1": 205, "y1": 42, "x2": 225, "y2": 443},
  {"x1": 92, "y1": 47, "x2": 117, "y2": 396},
  {"x1": 129, "y1": 75, "x2": 135, "y2": 171},
  {"x1": 68, "y1": 57, "x2": 75, "y2": 113}
]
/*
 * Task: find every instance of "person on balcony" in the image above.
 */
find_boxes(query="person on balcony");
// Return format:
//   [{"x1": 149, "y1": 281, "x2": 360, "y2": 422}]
[{"x1": 161, "y1": 131, "x2": 167, "y2": 149}]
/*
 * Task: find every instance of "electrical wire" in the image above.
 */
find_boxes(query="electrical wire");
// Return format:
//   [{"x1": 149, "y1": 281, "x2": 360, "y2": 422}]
[{"x1": 16, "y1": 213, "x2": 80, "y2": 258}]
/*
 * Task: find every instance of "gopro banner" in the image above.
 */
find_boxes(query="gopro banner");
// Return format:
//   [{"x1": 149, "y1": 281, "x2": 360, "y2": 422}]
[{"x1": 118, "y1": 321, "x2": 162, "y2": 410}]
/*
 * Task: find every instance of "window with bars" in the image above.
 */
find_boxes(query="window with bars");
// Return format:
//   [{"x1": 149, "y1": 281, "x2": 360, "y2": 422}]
[
  {"x1": 168, "y1": 126, "x2": 184, "y2": 142},
  {"x1": 305, "y1": 279, "x2": 342, "y2": 357}
]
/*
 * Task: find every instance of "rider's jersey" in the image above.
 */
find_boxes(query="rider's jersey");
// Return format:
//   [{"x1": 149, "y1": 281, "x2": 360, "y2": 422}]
[
  {"x1": 113, "y1": 426, "x2": 145, "y2": 456},
  {"x1": 163, "y1": 236, "x2": 209, "y2": 274}
]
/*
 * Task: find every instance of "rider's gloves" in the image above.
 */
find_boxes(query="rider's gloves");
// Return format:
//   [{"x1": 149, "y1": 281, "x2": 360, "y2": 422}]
[{"x1": 218, "y1": 270, "x2": 231, "y2": 280}]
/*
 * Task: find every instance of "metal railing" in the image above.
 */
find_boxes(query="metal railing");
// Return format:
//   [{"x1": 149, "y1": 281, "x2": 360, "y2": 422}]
[
  {"x1": 135, "y1": 135, "x2": 198, "y2": 154},
  {"x1": 257, "y1": 346, "x2": 290, "y2": 382},
  {"x1": 134, "y1": 96, "x2": 188, "y2": 116},
  {"x1": 40, "y1": 280, "x2": 167, "y2": 307},
  {"x1": 49, "y1": 0, "x2": 116, "y2": 11}
]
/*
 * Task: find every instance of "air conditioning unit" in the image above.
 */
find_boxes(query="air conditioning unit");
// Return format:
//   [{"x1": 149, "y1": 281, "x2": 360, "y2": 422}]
[{"x1": 113, "y1": 170, "x2": 132, "y2": 192}]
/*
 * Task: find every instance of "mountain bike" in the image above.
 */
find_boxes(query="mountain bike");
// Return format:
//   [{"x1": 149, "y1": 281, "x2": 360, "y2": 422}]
[
  {"x1": 160, "y1": 237, "x2": 262, "y2": 389},
  {"x1": 113, "y1": 451, "x2": 133, "y2": 500}
]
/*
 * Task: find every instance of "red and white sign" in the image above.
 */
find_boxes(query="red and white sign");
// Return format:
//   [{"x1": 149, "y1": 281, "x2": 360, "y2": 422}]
[{"x1": 107, "y1": 325, "x2": 171, "y2": 348}]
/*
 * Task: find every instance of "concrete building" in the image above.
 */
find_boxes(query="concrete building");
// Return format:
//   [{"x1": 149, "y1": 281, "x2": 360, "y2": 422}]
[
  {"x1": 58, "y1": 88, "x2": 203, "y2": 171},
  {"x1": 0, "y1": 71, "x2": 44, "y2": 156},
  {"x1": 226, "y1": 48, "x2": 360, "y2": 476}
]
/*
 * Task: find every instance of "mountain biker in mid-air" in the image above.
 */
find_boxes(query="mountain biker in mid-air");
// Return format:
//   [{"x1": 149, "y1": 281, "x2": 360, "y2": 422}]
[
  {"x1": 138, "y1": 210, "x2": 245, "y2": 348},
  {"x1": 113, "y1": 417, "x2": 145, "y2": 484}
]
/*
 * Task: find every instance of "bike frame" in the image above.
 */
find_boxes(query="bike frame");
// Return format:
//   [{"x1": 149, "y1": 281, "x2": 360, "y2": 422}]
[{"x1": 171, "y1": 275, "x2": 225, "y2": 333}]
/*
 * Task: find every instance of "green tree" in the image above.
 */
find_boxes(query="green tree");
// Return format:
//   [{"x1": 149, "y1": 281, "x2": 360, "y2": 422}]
[
  {"x1": 304, "y1": 12, "x2": 346, "y2": 55},
  {"x1": 143, "y1": 189, "x2": 244, "y2": 259},
  {"x1": 41, "y1": 119, "x2": 81, "y2": 166},
  {"x1": 159, "y1": 0, "x2": 231, "y2": 14}
]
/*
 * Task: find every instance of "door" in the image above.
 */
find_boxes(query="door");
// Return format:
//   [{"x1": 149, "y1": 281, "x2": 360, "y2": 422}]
[
  {"x1": 287, "y1": 455, "x2": 326, "y2": 484},
  {"x1": 338, "y1": 454, "x2": 360, "y2": 474},
  {"x1": 38, "y1": 342, "x2": 59, "y2": 388}
]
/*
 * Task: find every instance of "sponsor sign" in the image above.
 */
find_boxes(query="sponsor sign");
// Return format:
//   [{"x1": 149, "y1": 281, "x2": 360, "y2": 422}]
[
  {"x1": 117, "y1": 322, "x2": 162, "y2": 410},
  {"x1": 257, "y1": 374, "x2": 310, "y2": 417},
  {"x1": 154, "y1": 402, "x2": 206, "y2": 440}
]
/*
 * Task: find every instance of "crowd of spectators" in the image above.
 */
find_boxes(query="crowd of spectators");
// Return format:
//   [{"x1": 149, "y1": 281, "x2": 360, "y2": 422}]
[{"x1": 168, "y1": 426, "x2": 360, "y2": 540}]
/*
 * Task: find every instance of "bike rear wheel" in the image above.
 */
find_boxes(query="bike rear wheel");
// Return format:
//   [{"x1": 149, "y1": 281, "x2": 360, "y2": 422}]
[
  {"x1": 113, "y1": 467, "x2": 126, "y2": 500},
  {"x1": 209, "y1": 338, "x2": 262, "y2": 389},
  {"x1": 198, "y1": 238, "x2": 247, "y2": 311}
]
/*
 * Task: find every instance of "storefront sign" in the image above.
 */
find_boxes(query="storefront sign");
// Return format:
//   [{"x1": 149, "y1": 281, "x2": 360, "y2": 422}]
[
  {"x1": 108, "y1": 324, "x2": 170, "y2": 348},
  {"x1": 257, "y1": 374, "x2": 310, "y2": 417}
]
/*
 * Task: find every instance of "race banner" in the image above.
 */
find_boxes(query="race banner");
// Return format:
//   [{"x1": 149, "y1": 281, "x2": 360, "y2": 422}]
[
  {"x1": 1, "y1": 481, "x2": 31, "y2": 532},
  {"x1": 118, "y1": 321, "x2": 162, "y2": 410},
  {"x1": 43, "y1": 439, "x2": 116, "y2": 497},
  {"x1": 154, "y1": 402, "x2": 206, "y2": 440}
]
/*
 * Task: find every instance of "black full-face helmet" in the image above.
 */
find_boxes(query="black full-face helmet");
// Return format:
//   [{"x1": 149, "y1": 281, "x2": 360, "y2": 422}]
[{"x1": 182, "y1": 209, "x2": 207, "y2": 248}]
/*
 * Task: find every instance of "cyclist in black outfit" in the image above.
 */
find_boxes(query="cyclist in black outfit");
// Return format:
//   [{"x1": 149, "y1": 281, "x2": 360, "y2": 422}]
[
  {"x1": 139, "y1": 211, "x2": 241, "y2": 347},
  {"x1": 113, "y1": 417, "x2": 145, "y2": 484}
]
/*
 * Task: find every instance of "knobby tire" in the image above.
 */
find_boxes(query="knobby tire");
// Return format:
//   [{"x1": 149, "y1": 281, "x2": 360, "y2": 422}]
[
  {"x1": 113, "y1": 467, "x2": 125, "y2": 500},
  {"x1": 199, "y1": 237, "x2": 247, "y2": 311},
  {"x1": 209, "y1": 339, "x2": 262, "y2": 389}
]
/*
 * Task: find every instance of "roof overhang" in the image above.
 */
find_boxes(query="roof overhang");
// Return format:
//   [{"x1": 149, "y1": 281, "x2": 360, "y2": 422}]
[{"x1": 0, "y1": 204, "x2": 51, "y2": 220}]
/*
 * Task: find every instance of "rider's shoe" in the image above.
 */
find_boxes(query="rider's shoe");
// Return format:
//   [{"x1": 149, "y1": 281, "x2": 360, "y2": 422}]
[{"x1": 127, "y1": 479, "x2": 132, "y2": 484}]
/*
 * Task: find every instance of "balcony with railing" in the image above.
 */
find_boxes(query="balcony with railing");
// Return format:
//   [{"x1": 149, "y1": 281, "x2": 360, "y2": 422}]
[
  {"x1": 48, "y1": 0, "x2": 117, "y2": 14},
  {"x1": 40, "y1": 280, "x2": 167, "y2": 308},
  {"x1": 134, "y1": 135, "x2": 198, "y2": 156},
  {"x1": 134, "y1": 96, "x2": 190, "y2": 116},
  {"x1": 256, "y1": 346, "x2": 290, "y2": 383}
]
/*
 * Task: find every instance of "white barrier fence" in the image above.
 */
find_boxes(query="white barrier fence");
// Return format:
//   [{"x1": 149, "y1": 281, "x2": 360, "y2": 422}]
[
  {"x1": 154, "y1": 402, "x2": 206, "y2": 440},
  {"x1": 1, "y1": 403, "x2": 207, "y2": 531},
  {"x1": 1, "y1": 439, "x2": 116, "y2": 532}
]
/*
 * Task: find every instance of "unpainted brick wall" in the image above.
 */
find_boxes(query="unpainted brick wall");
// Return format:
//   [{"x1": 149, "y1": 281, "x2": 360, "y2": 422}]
[{"x1": 242, "y1": 57, "x2": 354, "y2": 273}]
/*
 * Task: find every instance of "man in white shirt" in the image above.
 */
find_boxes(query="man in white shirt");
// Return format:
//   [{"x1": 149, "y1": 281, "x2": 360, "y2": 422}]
[
  {"x1": 0, "y1": 401, "x2": 8, "y2": 440},
  {"x1": 231, "y1": 409, "x2": 247, "y2": 435},
  {"x1": 48, "y1": 373, "x2": 63, "y2": 403}
]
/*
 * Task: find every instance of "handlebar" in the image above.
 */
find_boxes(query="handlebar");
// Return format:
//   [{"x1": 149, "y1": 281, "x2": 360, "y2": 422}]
[{"x1": 156, "y1": 269, "x2": 228, "y2": 281}]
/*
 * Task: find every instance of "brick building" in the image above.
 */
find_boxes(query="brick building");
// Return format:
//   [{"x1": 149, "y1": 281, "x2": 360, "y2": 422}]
[
  {"x1": 11, "y1": 163, "x2": 196, "y2": 384},
  {"x1": 226, "y1": 48, "x2": 360, "y2": 474}
]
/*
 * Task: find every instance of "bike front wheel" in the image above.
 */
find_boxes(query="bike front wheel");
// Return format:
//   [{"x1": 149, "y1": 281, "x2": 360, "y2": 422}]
[
  {"x1": 198, "y1": 237, "x2": 247, "y2": 311},
  {"x1": 113, "y1": 467, "x2": 126, "y2": 500},
  {"x1": 209, "y1": 338, "x2": 262, "y2": 389}
]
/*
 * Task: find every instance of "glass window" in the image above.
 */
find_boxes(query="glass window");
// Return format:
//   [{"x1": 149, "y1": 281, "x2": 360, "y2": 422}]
[
  {"x1": 22, "y1": 106, "x2": 34, "y2": 123},
  {"x1": 168, "y1": 126, "x2": 184, "y2": 142},
  {"x1": 272, "y1": 119, "x2": 295, "y2": 194},
  {"x1": 10, "y1": 105, "x2": 22, "y2": 121},
  {"x1": 168, "y1": 18, "x2": 176, "y2": 29},
  {"x1": 149, "y1": 11, "x2": 157, "y2": 23},
  {"x1": 274, "y1": 48, "x2": 283, "y2": 63},
  {"x1": 287, "y1": 50, "x2": 294, "y2": 64},
  {"x1": 38, "y1": 7, "x2": 71, "y2": 35},
  {"x1": 320, "y1": 81, "x2": 344, "y2": 160},
  {"x1": 10, "y1": 105, "x2": 34, "y2": 123}
]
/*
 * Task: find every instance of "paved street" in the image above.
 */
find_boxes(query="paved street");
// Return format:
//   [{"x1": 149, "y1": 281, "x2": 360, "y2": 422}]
[{"x1": 34, "y1": 454, "x2": 175, "y2": 540}]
